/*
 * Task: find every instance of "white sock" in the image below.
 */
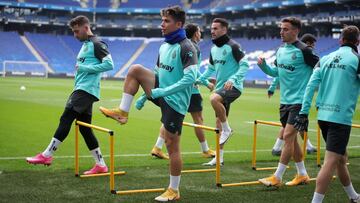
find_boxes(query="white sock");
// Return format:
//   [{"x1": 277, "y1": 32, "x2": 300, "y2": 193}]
[
  {"x1": 119, "y1": 93, "x2": 134, "y2": 112},
  {"x1": 311, "y1": 192, "x2": 325, "y2": 203},
  {"x1": 274, "y1": 162, "x2": 287, "y2": 180},
  {"x1": 307, "y1": 139, "x2": 315, "y2": 149},
  {"x1": 91, "y1": 147, "x2": 106, "y2": 166},
  {"x1": 155, "y1": 136, "x2": 165, "y2": 149},
  {"x1": 221, "y1": 121, "x2": 231, "y2": 132},
  {"x1": 42, "y1": 137, "x2": 62, "y2": 157},
  {"x1": 295, "y1": 161, "x2": 308, "y2": 176},
  {"x1": 169, "y1": 175, "x2": 181, "y2": 190},
  {"x1": 343, "y1": 183, "x2": 359, "y2": 200},
  {"x1": 200, "y1": 141, "x2": 210, "y2": 152},
  {"x1": 220, "y1": 149, "x2": 224, "y2": 162},
  {"x1": 272, "y1": 138, "x2": 284, "y2": 151}
]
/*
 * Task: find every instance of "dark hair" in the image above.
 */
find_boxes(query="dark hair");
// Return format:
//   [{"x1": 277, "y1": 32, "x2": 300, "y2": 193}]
[
  {"x1": 301, "y1": 33, "x2": 317, "y2": 44},
  {"x1": 281, "y1": 17, "x2": 301, "y2": 30},
  {"x1": 160, "y1": 5, "x2": 186, "y2": 26},
  {"x1": 212, "y1": 18, "x2": 229, "y2": 29},
  {"x1": 341, "y1": 25, "x2": 360, "y2": 44},
  {"x1": 185, "y1": 23, "x2": 199, "y2": 39},
  {"x1": 69, "y1": 15, "x2": 90, "y2": 28}
]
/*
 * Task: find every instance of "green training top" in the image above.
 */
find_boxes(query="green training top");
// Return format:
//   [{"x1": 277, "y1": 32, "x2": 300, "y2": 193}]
[
  {"x1": 258, "y1": 40, "x2": 319, "y2": 104},
  {"x1": 150, "y1": 38, "x2": 198, "y2": 115},
  {"x1": 300, "y1": 44, "x2": 360, "y2": 126},
  {"x1": 75, "y1": 36, "x2": 114, "y2": 99},
  {"x1": 198, "y1": 37, "x2": 249, "y2": 92}
]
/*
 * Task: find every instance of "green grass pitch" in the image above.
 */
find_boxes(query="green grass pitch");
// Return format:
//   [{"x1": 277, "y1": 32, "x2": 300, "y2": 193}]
[{"x1": 0, "y1": 77, "x2": 359, "y2": 202}]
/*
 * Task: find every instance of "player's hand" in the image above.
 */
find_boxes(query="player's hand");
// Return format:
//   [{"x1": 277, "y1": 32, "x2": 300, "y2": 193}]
[
  {"x1": 268, "y1": 90, "x2": 274, "y2": 98},
  {"x1": 135, "y1": 96, "x2": 147, "y2": 110},
  {"x1": 257, "y1": 57, "x2": 266, "y2": 66},
  {"x1": 224, "y1": 81, "x2": 233, "y2": 91},
  {"x1": 207, "y1": 82, "x2": 214, "y2": 92},
  {"x1": 294, "y1": 114, "x2": 309, "y2": 132},
  {"x1": 208, "y1": 78, "x2": 217, "y2": 85},
  {"x1": 151, "y1": 88, "x2": 164, "y2": 99},
  {"x1": 75, "y1": 64, "x2": 79, "y2": 71}
]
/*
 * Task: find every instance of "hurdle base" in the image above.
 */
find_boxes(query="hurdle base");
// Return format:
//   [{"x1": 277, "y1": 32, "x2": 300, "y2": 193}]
[
  {"x1": 221, "y1": 181, "x2": 261, "y2": 187},
  {"x1": 79, "y1": 171, "x2": 126, "y2": 178},
  {"x1": 181, "y1": 168, "x2": 216, "y2": 174},
  {"x1": 115, "y1": 188, "x2": 165, "y2": 195},
  {"x1": 252, "y1": 166, "x2": 290, "y2": 171}
]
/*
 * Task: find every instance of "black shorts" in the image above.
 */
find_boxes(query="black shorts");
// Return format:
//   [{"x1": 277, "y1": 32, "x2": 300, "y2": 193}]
[
  {"x1": 279, "y1": 104, "x2": 301, "y2": 128},
  {"x1": 65, "y1": 90, "x2": 98, "y2": 115},
  {"x1": 148, "y1": 77, "x2": 185, "y2": 135},
  {"x1": 318, "y1": 120, "x2": 351, "y2": 155},
  {"x1": 188, "y1": 93, "x2": 203, "y2": 113},
  {"x1": 215, "y1": 87, "x2": 241, "y2": 116}
]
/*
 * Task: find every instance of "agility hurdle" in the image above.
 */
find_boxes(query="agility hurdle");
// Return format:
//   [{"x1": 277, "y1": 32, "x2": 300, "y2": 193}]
[
  {"x1": 252, "y1": 120, "x2": 307, "y2": 171},
  {"x1": 181, "y1": 122, "x2": 221, "y2": 184},
  {"x1": 110, "y1": 122, "x2": 221, "y2": 195},
  {"x1": 74, "y1": 121, "x2": 126, "y2": 178},
  {"x1": 316, "y1": 123, "x2": 360, "y2": 167}
]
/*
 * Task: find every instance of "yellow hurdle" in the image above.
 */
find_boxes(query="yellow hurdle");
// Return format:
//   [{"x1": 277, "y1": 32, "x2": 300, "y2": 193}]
[
  {"x1": 252, "y1": 120, "x2": 307, "y2": 171},
  {"x1": 181, "y1": 122, "x2": 221, "y2": 186},
  {"x1": 74, "y1": 121, "x2": 126, "y2": 183},
  {"x1": 111, "y1": 122, "x2": 221, "y2": 195},
  {"x1": 317, "y1": 123, "x2": 360, "y2": 167}
]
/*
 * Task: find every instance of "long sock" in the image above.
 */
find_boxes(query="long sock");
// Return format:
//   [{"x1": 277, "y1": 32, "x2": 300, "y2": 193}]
[
  {"x1": 119, "y1": 93, "x2": 134, "y2": 112},
  {"x1": 307, "y1": 139, "x2": 315, "y2": 149},
  {"x1": 274, "y1": 162, "x2": 287, "y2": 180},
  {"x1": 295, "y1": 161, "x2": 308, "y2": 176},
  {"x1": 155, "y1": 136, "x2": 165, "y2": 149},
  {"x1": 42, "y1": 137, "x2": 62, "y2": 158},
  {"x1": 169, "y1": 175, "x2": 181, "y2": 191},
  {"x1": 272, "y1": 138, "x2": 284, "y2": 151},
  {"x1": 220, "y1": 121, "x2": 231, "y2": 132},
  {"x1": 311, "y1": 192, "x2": 325, "y2": 203},
  {"x1": 343, "y1": 183, "x2": 359, "y2": 200},
  {"x1": 220, "y1": 149, "x2": 224, "y2": 162},
  {"x1": 90, "y1": 147, "x2": 106, "y2": 166},
  {"x1": 200, "y1": 141, "x2": 210, "y2": 152}
]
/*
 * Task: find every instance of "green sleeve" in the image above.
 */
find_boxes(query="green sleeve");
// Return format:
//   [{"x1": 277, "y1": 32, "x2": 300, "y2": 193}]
[
  {"x1": 228, "y1": 59, "x2": 249, "y2": 85},
  {"x1": 78, "y1": 55, "x2": 114, "y2": 73},
  {"x1": 300, "y1": 66, "x2": 322, "y2": 115},
  {"x1": 198, "y1": 64, "x2": 215, "y2": 86},
  {"x1": 258, "y1": 59, "x2": 278, "y2": 77},
  {"x1": 268, "y1": 77, "x2": 279, "y2": 93},
  {"x1": 151, "y1": 65, "x2": 197, "y2": 99}
]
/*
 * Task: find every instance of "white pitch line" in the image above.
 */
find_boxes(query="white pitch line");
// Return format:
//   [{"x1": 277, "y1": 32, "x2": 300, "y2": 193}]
[{"x1": 2, "y1": 145, "x2": 360, "y2": 160}]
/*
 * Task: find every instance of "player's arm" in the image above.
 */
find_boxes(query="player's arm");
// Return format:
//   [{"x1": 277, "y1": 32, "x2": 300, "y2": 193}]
[
  {"x1": 197, "y1": 53, "x2": 216, "y2": 87},
  {"x1": 267, "y1": 77, "x2": 279, "y2": 97},
  {"x1": 225, "y1": 45, "x2": 247, "y2": 90},
  {"x1": 257, "y1": 57, "x2": 279, "y2": 77},
  {"x1": 303, "y1": 46, "x2": 319, "y2": 68},
  {"x1": 77, "y1": 40, "x2": 114, "y2": 73},
  {"x1": 294, "y1": 62, "x2": 322, "y2": 131},
  {"x1": 151, "y1": 44, "x2": 198, "y2": 99}
]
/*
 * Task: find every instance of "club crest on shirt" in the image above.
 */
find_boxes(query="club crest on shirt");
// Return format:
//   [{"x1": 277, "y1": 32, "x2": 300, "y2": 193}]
[
  {"x1": 187, "y1": 51, "x2": 193, "y2": 58},
  {"x1": 291, "y1": 53, "x2": 297, "y2": 60},
  {"x1": 172, "y1": 51, "x2": 176, "y2": 59},
  {"x1": 333, "y1": 55, "x2": 342, "y2": 63},
  {"x1": 223, "y1": 49, "x2": 227, "y2": 56}
]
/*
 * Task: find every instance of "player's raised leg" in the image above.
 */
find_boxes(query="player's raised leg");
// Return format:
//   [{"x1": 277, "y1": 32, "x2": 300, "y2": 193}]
[{"x1": 99, "y1": 64, "x2": 155, "y2": 124}]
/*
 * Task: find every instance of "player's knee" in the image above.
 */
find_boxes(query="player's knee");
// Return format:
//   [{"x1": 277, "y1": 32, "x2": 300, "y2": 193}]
[
  {"x1": 210, "y1": 94, "x2": 221, "y2": 105},
  {"x1": 128, "y1": 64, "x2": 144, "y2": 76}
]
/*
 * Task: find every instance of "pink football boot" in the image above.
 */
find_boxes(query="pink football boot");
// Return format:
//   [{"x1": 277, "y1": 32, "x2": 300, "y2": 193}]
[
  {"x1": 26, "y1": 153, "x2": 53, "y2": 166},
  {"x1": 83, "y1": 164, "x2": 108, "y2": 175}
]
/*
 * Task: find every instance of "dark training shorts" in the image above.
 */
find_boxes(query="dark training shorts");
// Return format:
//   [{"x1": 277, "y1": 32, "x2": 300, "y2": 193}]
[
  {"x1": 279, "y1": 104, "x2": 302, "y2": 128},
  {"x1": 215, "y1": 87, "x2": 241, "y2": 116},
  {"x1": 318, "y1": 120, "x2": 351, "y2": 155}
]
